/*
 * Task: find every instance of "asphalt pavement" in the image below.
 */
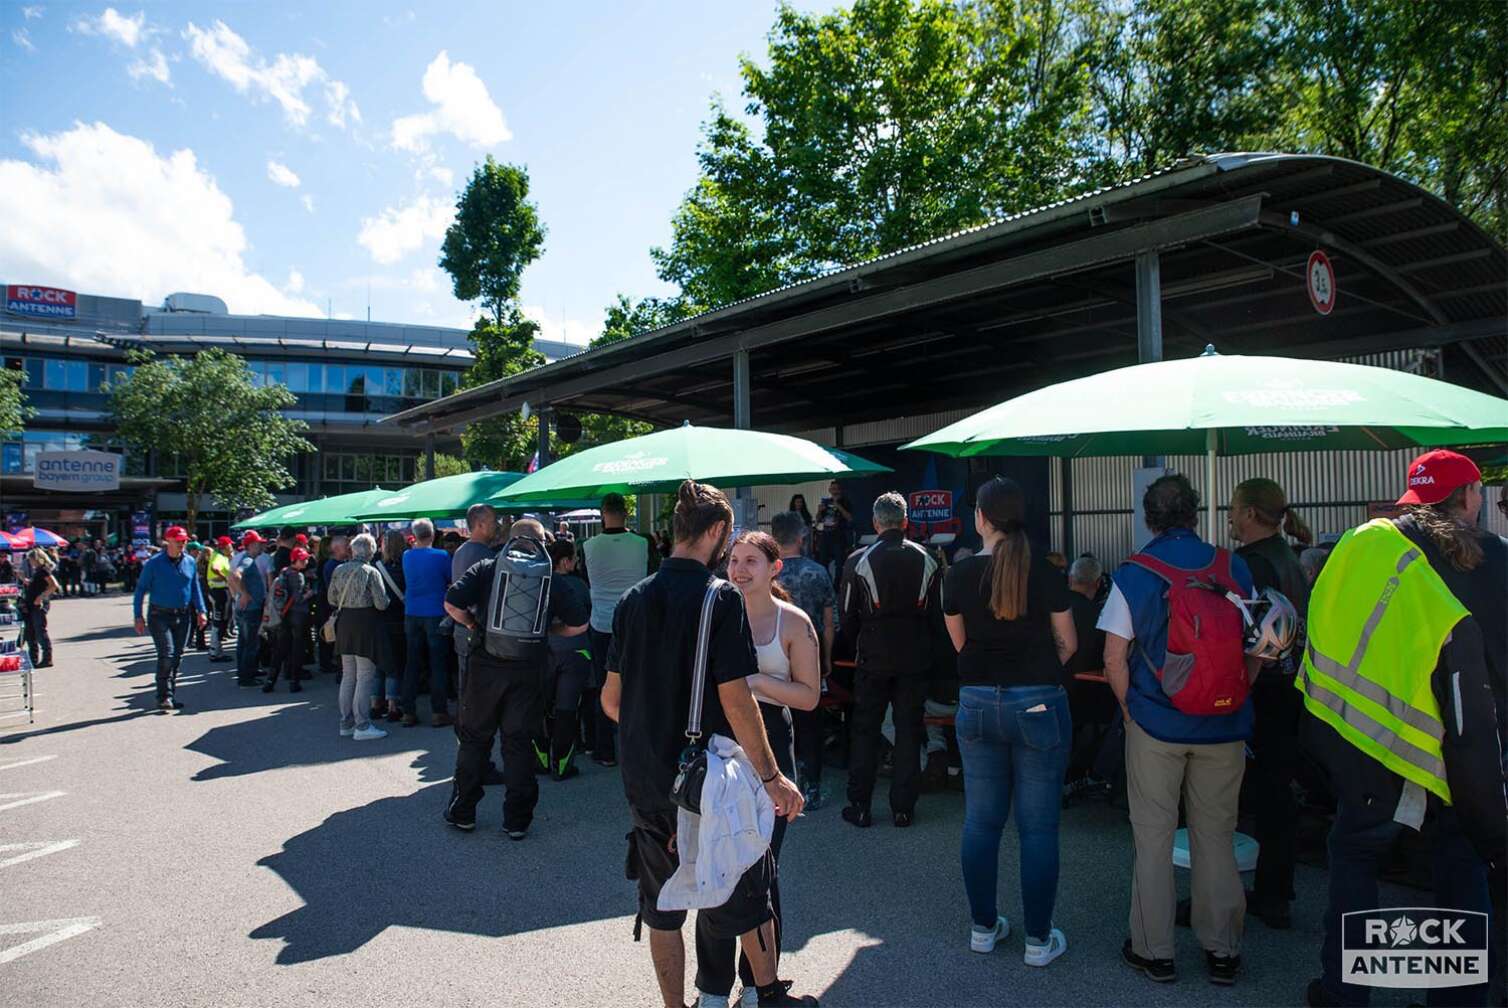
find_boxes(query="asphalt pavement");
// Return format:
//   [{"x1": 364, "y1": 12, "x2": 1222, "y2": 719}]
[{"x1": 1, "y1": 593, "x2": 1419, "y2": 1006}]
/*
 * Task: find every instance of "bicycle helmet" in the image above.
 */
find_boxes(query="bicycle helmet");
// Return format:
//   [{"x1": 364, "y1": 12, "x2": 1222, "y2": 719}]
[{"x1": 1240, "y1": 587, "x2": 1299, "y2": 660}]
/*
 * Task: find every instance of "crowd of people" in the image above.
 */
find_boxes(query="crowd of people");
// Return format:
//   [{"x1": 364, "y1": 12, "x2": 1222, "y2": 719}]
[{"x1": 12, "y1": 449, "x2": 1504, "y2": 1008}]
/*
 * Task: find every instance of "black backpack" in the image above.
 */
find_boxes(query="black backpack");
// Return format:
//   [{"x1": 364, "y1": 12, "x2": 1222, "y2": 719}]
[{"x1": 483, "y1": 536, "x2": 553, "y2": 662}]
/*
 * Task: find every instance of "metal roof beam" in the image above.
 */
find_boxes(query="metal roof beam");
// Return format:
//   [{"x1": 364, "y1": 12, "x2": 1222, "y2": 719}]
[{"x1": 392, "y1": 197, "x2": 1265, "y2": 434}]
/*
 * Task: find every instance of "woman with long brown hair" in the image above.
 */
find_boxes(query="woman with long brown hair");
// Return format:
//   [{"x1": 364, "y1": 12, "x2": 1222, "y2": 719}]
[{"x1": 942, "y1": 476, "x2": 1077, "y2": 966}]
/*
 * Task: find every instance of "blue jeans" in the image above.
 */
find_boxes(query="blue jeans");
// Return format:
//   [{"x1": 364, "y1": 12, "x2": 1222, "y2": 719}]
[
  {"x1": 147, "y1": 606, "x2": 192, "y2": 701},
  {"x1": 1319, "y1": 800, "x2": 1492, "y2": 1007},
  {"x1": 403, "y1": 614, "x2": 450, "y2": 717},
  {"x1": 235, "y1": 610, "x2": 262, "y2": 683},
  {"x1": 957, "y1": 683, "x2": 1071, "y2": 942}
]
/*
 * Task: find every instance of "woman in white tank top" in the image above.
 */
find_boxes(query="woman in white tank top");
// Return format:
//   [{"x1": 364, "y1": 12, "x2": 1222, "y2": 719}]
[{"x1": 728, "y1": 534, "x2": 821, "y2": 714}]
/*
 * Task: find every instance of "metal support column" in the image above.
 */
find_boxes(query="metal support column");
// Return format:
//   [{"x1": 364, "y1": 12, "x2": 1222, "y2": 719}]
[
  {"x1": 424, "y1": 433, "x2": 435, "y2": 482},
  {"x1": 536, "y1": 411, "x2": 552, "y2": 470},
  {"x1": 732, "y1": 350, "x2": 751, "y2": 430},
  {"x1": 1136, "y1": 251, "x2": 1163, "y2": 469}
]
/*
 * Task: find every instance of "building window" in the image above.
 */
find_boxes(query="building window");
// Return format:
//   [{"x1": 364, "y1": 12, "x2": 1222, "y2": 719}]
[{"x1": 318, "y1": 451, "x2": 419, "y2": 493}]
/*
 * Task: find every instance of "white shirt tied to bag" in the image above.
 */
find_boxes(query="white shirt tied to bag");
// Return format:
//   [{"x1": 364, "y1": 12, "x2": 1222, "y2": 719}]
[{"x1": 657, "y1": 733, "x2": 774, "y2": 912}]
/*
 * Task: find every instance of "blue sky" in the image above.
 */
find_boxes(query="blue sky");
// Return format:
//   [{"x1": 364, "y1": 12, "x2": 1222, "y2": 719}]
[{"x1": 0, "y1": 2, "x2": 828, "y2": 343}]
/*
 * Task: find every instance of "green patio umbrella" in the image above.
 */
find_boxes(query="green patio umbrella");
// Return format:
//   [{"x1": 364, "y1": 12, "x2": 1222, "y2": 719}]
[
  {"x1": 905, "y1": 346, "x2": 1508, "y2": 539},
  {"x1": 347, "y1": 471, "x2": 527, "y2": 521},
  {"x1": 489, "y1": 425, "x2": 892, "y2": 504},
  {"x1": 231, "y1": 487, "x2": 393, "y2": 530}
]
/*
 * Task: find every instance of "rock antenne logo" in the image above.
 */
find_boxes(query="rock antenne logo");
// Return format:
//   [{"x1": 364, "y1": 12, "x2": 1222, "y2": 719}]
[{"x1": 1388, "y1": 916, "x2": 1418, "y2": 947}]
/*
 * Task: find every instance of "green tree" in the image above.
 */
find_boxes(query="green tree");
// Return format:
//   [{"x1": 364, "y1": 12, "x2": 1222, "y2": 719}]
[
  {"x1": 440, "y1": 157, "x2": 547, "y2": 327},
  {"x1": 0, "y1": 367, "x2": 32, "y2": 438},
  {"x1": 458, "y1": 310, "x2": 547, "y2": 471},
  {"x1": 652, "y1": 0, "x2": 1096, "y2": 307},
  {"x1": 425, "y1": 452, "x2": 472, "y2": 480},
  {"x1": 106, "y1": 349, "x2": 313, "y2": 531}
]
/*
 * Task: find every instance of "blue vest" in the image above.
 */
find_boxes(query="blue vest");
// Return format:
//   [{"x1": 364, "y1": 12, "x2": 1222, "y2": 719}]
[{"x1": 1113, "y1": 528, "x2": 1255, "y2": 744}]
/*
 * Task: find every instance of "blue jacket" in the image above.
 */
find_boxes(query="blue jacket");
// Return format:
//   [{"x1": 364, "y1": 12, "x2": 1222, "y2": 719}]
[
  {"x1": 133, "y1": 551, "x2": 206, "y2": 619},
  {"x1": 1112, "y1": 527, "x2": 1254, "y2": 744}
]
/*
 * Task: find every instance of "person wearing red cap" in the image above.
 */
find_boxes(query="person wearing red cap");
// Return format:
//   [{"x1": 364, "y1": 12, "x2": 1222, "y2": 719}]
[
  {"x1": 132, "y1": 525, "x2": 207, "y2": 712},
  {"x1": 264, "y1": 547, "x2": 315, "y2": 693},
  {"x1": 1303, "y1": 449, "x2": 1505, "y2": 1008},
  {"x1": 229, "y1": 531, "x2": 270, "y2": 687}
]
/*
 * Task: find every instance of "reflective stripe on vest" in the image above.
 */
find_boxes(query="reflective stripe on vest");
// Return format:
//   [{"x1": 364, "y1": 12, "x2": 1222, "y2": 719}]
[{"x1": 1296, "y1": 519, "x2": 1464, "y2": 803}]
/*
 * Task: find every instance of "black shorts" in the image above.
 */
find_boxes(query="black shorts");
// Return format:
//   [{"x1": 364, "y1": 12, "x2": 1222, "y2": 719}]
[{"x1": 627, "y1": 805, "x2": 773, "y2": 937}]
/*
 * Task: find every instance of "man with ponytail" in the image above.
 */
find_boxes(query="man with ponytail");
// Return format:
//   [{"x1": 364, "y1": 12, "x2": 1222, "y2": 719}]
[
  {"x1": 602, "y1": 480, "x2": 815, "y2": 1008},
  {"x1": 1224, "y1": 478, "x2": 1312, "y2": 931}
]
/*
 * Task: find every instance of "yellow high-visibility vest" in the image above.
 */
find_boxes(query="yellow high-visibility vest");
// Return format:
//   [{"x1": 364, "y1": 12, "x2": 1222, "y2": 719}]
[{"x1": 1296, "y1": 519, "x2": 1465, "y2": 803}]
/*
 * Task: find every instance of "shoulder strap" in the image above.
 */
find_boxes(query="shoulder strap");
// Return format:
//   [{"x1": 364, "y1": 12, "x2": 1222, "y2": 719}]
[
  {"x1": 334, "y1": 564, "x2": 356, "y2": 612},
  {"x1": 684, "y1": 578, "x2": 725, "y2": 743},
  {"x1": 1126, "y1": 552, "x2": 1181, "y2": 584},
  {"x1": 375, "y1": 560, "x2": 404, "y2": 601}
]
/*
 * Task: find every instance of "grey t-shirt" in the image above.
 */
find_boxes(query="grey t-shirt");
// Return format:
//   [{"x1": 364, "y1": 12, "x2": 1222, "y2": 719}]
[{"x1": 451, "y1": 539, "x2": 497, "y2": 583}]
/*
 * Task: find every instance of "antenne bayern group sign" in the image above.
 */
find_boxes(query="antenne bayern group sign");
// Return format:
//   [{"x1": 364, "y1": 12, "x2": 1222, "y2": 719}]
[
  {"x1": 6, "y1": 285, "x2": 77, "y2": 319},
  {"x1": 34, "y1": 450, "x2": 121, "y2": 492}
]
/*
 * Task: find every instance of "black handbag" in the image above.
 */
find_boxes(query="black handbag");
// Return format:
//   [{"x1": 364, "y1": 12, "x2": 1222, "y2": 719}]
[{"x1": 668, "y1": 579, "x2": 725, "y2": 816}]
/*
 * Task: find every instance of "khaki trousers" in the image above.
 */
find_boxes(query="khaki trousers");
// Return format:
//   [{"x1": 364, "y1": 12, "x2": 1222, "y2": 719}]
[{"x1": 1126, "y1": 718, "x2": 1247, "y2": 959}]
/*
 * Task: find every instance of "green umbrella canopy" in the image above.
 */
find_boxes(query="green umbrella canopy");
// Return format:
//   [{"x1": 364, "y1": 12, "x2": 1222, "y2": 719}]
[
  {"x1": 347, "y1": 471, "x2": 527, "y2": 521},
  {"x1": 905, "y1": 348, "x2": 1508, "y2": 459},
  {"x1": 490, "y1": 425, "x2": 893, "y2": 504},
  {"x1": 231, "y1": 487, "x2": 393, "y2": 530}
]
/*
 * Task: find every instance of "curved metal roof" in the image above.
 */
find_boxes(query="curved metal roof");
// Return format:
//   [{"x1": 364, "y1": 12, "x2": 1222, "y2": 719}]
[{"x1": 386, "y1": 153, "x2": 1506, "y2": 435}]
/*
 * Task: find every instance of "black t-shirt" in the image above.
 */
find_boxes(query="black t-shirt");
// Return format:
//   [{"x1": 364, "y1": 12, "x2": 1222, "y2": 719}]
[
  {"x1": 1236, "y1": 534, "x2": 1310, "y2": 615},
  {"x1": 942, "y1": 549, "x2": 1071, "y2": 687},
  {"x1": 607, "y1": 557, "x2": 758, "y2": 814},
  {"x1": 1064, "y1": 591, "x2": 1106, "y2": 678},
  {"x1": 547, "y1": 573, "x2": 592, "y2": 658},
  {"x1": 23, "y1": 569, "x2": 52, "y2": 608},
  {"x1": 445, "y1": 556, "x2": 590, "y2": 669}
]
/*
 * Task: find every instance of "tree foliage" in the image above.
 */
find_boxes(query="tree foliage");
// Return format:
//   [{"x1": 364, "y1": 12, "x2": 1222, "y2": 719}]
[
  {"x1": 440, "y1": 157, "x2": 547, "y2": 327},
  {"x1": 458, "y1": 310, "x2": 547, "y2": 472},
  {"x1": 426, "y1": 452, "x2": 472, "y2": 480},
  {"x1": 0, "y1": 367, "x2": 32, "y2": 439},
  {"x1": 653, "y1": 0, "x2": 1508, "y2": 309},
  {"x1": 106, "y1": 349, "x2": 313, "y2": 531}
]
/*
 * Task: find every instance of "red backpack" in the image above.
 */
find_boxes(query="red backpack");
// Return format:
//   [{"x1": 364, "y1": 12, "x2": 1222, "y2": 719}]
[{"x1": 1127, "y1": 549, "x2": 1249, "y2": 716}]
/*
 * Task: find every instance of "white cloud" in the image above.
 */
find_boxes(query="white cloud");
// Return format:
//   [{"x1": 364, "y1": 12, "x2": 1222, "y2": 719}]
[
  {"x1": 356, "y1": 194, "x2": 451, "y2": 265},
  {"x1": 72, "y1": 7, "x2": 144, "y2": 47},
  {"x1": 523, "y1": 305, "x2": 596, "y2": 346},
  {"x1": 284, "y1": 268, "x2": 305, "y2": 294},
  {"x1": 427, "y1": 165, "x2": 454, "y2": 187},
  {"x1": 265, "y1": 159, "x2": 300, "y2": 188},
  {"x1": 184, "y1": 20, "x2": 359, "y2": 128},
  {"x1": 300, "y1": 194, "x2": 316, "y2": 214},
  {"x1": 11, "y1": 28, "x2": 35, "y2": 51},
  {"x1": 22, "y1": 6, "x2": 44, "y2": 20},
  {"x1": 390, "y1": 51, "x2": 510, "y2": 152},
  {"x1": 0, "y1": 121, "x2": 320, "y2": 316},
  {"x1": 128, "y1": 48, "x2": 170, "y2": 84}
]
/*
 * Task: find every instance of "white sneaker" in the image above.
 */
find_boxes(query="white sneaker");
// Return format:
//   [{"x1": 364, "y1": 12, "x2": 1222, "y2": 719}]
[
  {"x1": 352, "y1": 725, "x2": 388, "y2": 740},
  {"x1": 1024, "y1": 927, "x2": 1068, "y2": 967},
  {"x1": 339, "y1": 725, "x2": 354, "y2": 737},
  {"x1": 696, "y1": 994, "x2": 729, "y2": 1008},
  {"x1": 970, "y1": 914, "x2": 1010, "y2": 953}
]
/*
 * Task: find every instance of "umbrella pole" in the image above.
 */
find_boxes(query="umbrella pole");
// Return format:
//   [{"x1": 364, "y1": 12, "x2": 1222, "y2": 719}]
[{"x1": 1205, "y1": 427, "x2": 1218, "y2": 544}]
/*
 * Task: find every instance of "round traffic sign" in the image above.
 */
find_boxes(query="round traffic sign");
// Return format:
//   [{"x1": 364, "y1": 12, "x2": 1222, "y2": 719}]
[{"x1": 1307, "y1": 250, "x2": 1336, "y2": 316}]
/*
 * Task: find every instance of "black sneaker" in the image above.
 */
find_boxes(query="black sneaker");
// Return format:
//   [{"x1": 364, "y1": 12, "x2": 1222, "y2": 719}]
[
  {"x1": 840, "y1": 804, "x2": 872, "y2": 828},
  {"x1": 552, "y1": 763, "x2": 580, "y2": 782},
  {"x1": 892, "y1": 811, "x2": 913, "y2": 828},
  {"x1": 757, "y1": 980, "x2": 818, "y2": 1006},
  {"x1": 592, "y1": 753, "x2": 617, "y2": 768},
  {"x1": 504, "y1": 826, "x2": 528, "y2": 841},
  {"x1": 1122, "y1": 939, "x2": 1176, "y2": 982},
  {"x1": 157, "y1": 698, "x2": 174, "y2": 712},
  {"x1": 1206, "y1": 951, "x2": 1241, "y2": 986},
  {"x1": 443, "y1": 808, "x2": 476, "y2": 832}
]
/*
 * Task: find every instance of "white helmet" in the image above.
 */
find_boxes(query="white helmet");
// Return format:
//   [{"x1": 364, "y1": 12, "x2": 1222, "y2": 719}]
[{"x1": 1239, "y1": 587, "x2": 1299, "y2": 661}]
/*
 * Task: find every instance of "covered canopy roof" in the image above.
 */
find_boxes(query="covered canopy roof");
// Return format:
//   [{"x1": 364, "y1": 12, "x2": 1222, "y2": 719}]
[{"x1": 384, "y1": 153, "x2": 1507, "y2": 436}]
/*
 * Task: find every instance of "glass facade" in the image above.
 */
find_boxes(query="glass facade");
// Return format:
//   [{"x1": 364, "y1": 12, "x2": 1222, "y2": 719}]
[{"x1": 319, "y1": 451, "x2": 417, "y2": 494}]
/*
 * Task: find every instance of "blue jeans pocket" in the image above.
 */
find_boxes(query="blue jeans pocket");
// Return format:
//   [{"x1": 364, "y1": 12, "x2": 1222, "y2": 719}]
[
  {"x1": 956, "y1": 701, "x2": 985, "y2": 745},
  {"x1": 1015, "y1": 697, "x2": 1064, "y2": 751}
]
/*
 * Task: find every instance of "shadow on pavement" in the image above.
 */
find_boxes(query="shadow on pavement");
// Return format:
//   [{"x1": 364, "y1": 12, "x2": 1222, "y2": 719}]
[{"x1": 249, "y1": 758, "x2": 637, "y2": 964}]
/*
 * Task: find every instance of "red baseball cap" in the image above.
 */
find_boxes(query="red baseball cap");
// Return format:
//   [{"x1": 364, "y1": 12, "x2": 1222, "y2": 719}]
[
  {"x1": 295, "y1": 533, "x2": 309, "y2": 544},
  {"x1": 216, "y1": 535, "x2": 234, "y2": 547},
  {"x1": 239, "y1": 530, "x2": 266, "y2": 546},
  {"x1": 1396, "y1": 449, "x2": 1481, "y2": 506},
  {"x1": 290, "y1": 546, "x2": 311, "y2": 564},
  {"x1": 163, "y1": 526, "x2": 189, "y2": 542}
]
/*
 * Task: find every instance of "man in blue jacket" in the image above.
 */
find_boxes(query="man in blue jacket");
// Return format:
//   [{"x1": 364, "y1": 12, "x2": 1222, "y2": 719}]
[
  {"x1": 133, "y1": 525, "x2": 207, "y2": 712},
  {"x1": 1099, "y1": 474, "x2": 1258, "y2": 987}
]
